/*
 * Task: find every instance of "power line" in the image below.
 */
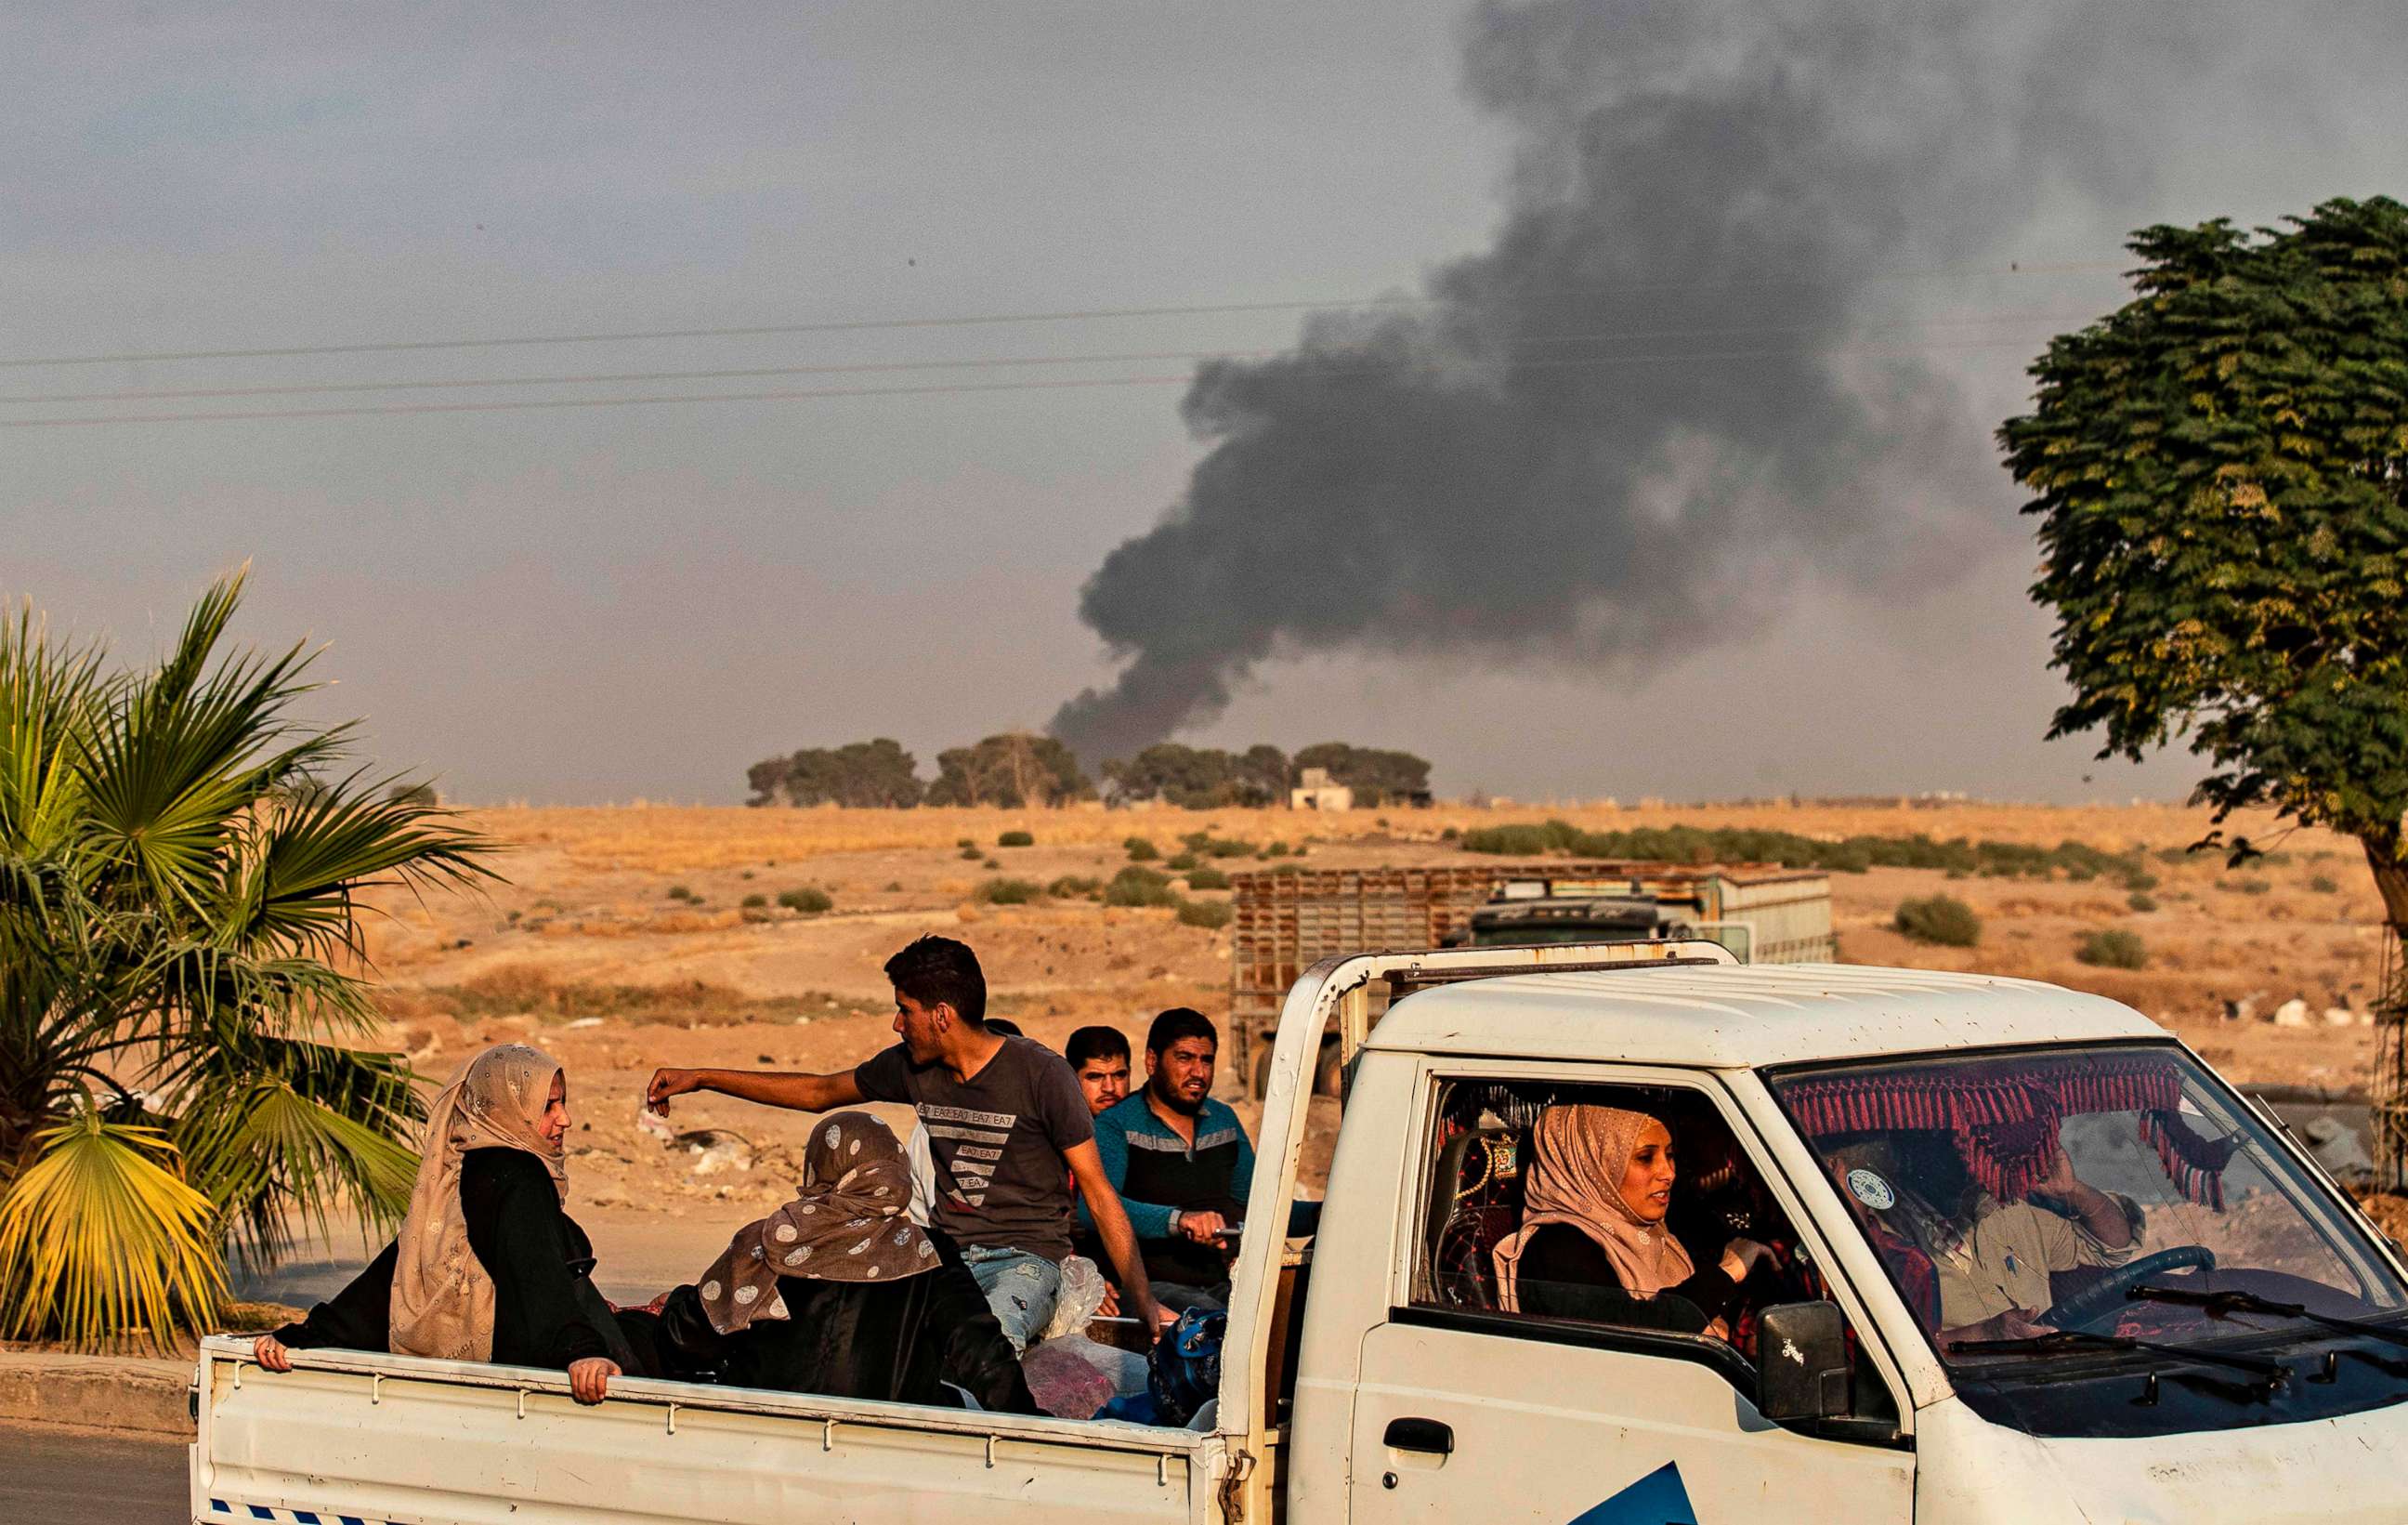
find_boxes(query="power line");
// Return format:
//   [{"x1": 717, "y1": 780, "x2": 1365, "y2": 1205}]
[
  {"x1": 0, "y1": 335, "x2": 2067, "y2": 428},
  {"x1": 0, "y1": 309, "x2": 2094, "y2": 408},
  {"x1": 0, "y1": 261, "x2": 2123, "y2": 372}
]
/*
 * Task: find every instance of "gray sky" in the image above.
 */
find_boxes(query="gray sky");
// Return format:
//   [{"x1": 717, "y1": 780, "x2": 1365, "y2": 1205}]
[{"x1": 7, "y1": 2, "x2": 2402, "y2": 805}]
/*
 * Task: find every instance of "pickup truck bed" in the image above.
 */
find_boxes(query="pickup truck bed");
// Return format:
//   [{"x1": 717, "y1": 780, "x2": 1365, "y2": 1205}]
[{"x1": 193, "y1": 1336, "x2": 1229, "y2": 1525}]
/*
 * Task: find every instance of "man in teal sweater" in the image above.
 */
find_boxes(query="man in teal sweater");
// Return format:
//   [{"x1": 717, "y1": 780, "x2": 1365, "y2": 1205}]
[{"x1": 1088, "y1": 1008, "x2": 1255, "y2": 1311}]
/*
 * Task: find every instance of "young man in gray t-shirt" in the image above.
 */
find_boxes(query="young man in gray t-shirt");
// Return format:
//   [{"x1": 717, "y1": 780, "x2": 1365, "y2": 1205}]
[{"x1": 648, "y1": 936, "x2": 1162, "y2": 1349}]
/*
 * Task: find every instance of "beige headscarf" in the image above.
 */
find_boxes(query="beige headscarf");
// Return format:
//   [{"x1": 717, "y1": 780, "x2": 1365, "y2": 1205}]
[
  {"x1": 1493, "y1": 1104, "x2": 1696, "y2": 1313},
  {"x1": 693, "y1": 1111, "x2": 937, "y2": 1336},
  {"x1": 387, "y1": 1044, "x2": 568, "y2": 1361}
]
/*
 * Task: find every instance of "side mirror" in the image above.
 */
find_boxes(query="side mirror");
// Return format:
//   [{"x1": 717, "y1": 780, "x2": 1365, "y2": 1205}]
[{"x1": 1756, "y1": 1301, "x2": 1850, "y2": 1422}]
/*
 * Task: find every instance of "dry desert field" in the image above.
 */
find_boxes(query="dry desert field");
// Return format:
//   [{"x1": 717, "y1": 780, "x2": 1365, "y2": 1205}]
[{"x1": 346, "y1": 798, "x2": 2394, "y2": 1271}]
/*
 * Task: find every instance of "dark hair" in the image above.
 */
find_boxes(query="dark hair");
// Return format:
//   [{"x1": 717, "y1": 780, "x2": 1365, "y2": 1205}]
[
  {"x1": 982, "y1": 1018, "x2": 1025, "y2": 1039},
  {"x1": 1066, "y1": 1025, "x2": 1131, "y2": 1069},
  {"x1": 883, "y1": 936, "x2": 987, "y2": 1026},
  {"x1": 1145, "y1": 1006, "x2": 1217, "y2": 1056}
]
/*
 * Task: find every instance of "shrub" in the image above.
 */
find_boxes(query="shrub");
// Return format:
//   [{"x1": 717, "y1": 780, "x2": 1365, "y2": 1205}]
[
  {"x1": 1184, "y1": 866, "x2": 1231, "y2": 891},
  {"x1": 1178, "y1": 900, "x2": 1233, "y2": 930},
  {"x1": 883, "y1": 880, "x2": 904, "y2": 892},
  {"x1": 1439, "y1": 827, "x2": 1459, "y2": 842},
  {"x1": 2075, "y1": 929, "x2": 2148, "y2": 969},
  {"x1": 2310, "y1": 874, "x2": 2340, "y2": 894},
  {"x1": 2127, "y1": 891, "x2": 2157, "y2": 913},
  {"x1": 977, "y1": 878, "x2": 1042, "y2": 905},
  {"x1": 982, "y1": 858, "x2": 1001, "y2": 870},
  {"x1": 957, "y1": 838, "x2": 977, "y2": 849},
  {"x1": 1046, "y1": 874, "x2": 1103, "y2": 899},
  {"x1": 2236, "y1": 878, "x2": 2271, "y2": 895},
  {"x1": 1264, "y1": 840, "x2": 1292, "y2": 857},
  {"x1": 1199, "y1": 836, "x2": 1256, "y2": 859},
  {"x1": 1166, "y1": 852, "x2": 1200, "y2": 871},
  {"x1": 1124, "y1": 836, "x2": 1160, "y2": 861},
  {"x1": 778, "y1": 887, "x2": 833, "y2": 915},
  {"x1": 665, "y1": 884, "x2": 696, "y2": 902},
  {"x1": 740, "y1": 893, "x2": 767, "y2": 909},
  {"x1": 1104, "y1": 866, "x2": 1179, "y2": 907},
  {"x1": 2123, "y1": 870, "x2": 2159, "y2": 892},
  {"x1": 1893, "y1": 895, "x2": 1981, "y2": 948},
  {"x1": 957, "y1": 846, "x2": 983, "y2": 861},
  {"x1": 997, "y1": 830, "x2": 1035, "y2": 848}
]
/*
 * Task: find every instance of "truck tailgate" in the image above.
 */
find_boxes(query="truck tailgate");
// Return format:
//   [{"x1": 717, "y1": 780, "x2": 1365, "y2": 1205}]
[{"x1": 192, "y1": 1337, "x2": 1220, "y2": 1525}]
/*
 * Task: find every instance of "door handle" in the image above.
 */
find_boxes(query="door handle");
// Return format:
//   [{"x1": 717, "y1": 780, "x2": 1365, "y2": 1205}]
[{"x1": 1382, "y1": 1417, "x2": 1454, "y2": 1454}]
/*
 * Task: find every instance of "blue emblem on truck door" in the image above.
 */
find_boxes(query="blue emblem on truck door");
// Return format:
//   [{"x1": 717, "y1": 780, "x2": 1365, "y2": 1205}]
[{"x1": 1568, "y1": 1461, "x2": 1696, "y2": 1525}]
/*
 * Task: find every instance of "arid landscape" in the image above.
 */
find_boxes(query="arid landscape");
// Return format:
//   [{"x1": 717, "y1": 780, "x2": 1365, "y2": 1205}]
[{"x1": 330, "y1": 798, "x2": 2395, "y2": 1292}]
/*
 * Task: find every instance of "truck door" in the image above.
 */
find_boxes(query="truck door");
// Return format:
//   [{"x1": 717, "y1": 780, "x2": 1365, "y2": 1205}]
[{"x1": 1346, "y1": 1066, "x2": 1914, "y2": 1524}]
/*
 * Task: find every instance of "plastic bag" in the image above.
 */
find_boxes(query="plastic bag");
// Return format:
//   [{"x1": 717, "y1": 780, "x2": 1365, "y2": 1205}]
[
  {"x1": 1019, "y1": 1339, "x2": 1118, "y2": 1420},
  {"x1": 1041, "y1": 1255, "x2": 1110, "y2": 1342},
  {"x1": 1036, "y1": 1332, "x2": 1145, "y2": 1397}
]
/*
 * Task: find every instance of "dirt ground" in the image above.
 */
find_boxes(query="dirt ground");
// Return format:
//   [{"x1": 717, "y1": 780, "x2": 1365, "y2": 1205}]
[{"x1": 348, "y1": 799, "x2": 2394, "y2": 1274}]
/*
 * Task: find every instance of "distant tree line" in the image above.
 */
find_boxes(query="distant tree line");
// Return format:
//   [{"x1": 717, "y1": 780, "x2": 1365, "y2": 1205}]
[{"x1": 745, "y1": 734, "x2": 1430, "y2": 809}]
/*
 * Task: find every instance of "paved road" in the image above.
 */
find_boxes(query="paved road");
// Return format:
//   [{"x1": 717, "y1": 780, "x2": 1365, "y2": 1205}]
[{"x1": 0, "y1": 1424, "x2": 187, "y2": 1524}]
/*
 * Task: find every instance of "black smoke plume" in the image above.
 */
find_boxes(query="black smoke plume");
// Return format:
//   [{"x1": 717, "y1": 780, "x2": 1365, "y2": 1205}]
[{"x1": 1050, "y1": 0, "x2": 2237, "y2": 764}]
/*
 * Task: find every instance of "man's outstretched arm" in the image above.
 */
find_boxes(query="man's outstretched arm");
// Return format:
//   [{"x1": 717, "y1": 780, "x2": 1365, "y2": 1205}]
[
  {"x1": 647, "y1": 1066, "x2": 866, "y2": 1115},
  {"x1": 1064, "y1": 1138, "x2": 1167, "y2": 1330}
]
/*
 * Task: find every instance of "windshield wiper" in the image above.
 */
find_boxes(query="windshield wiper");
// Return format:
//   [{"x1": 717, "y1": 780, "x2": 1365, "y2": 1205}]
[
  {"x1": 2127, "y1": 1283, "x2": 2408, "y2": 1351},
  {"x1": 1949, "y1": 1328, "x2": 2288, "y2": 1405},
  {"x1": 1947, "y1": 1327, "x2": 2285, "y2": 1378}
]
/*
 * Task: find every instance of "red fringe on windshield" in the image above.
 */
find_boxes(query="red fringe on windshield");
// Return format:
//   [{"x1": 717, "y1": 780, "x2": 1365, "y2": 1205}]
[{"x1": 1782, "y1": 1054, "x2": 2230, "y2": 1206}]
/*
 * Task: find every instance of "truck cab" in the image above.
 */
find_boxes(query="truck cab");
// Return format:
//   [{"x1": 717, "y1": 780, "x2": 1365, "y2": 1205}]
[{"x1": 1277, "y1": 953, "x2": 2408, "y2": 1523}]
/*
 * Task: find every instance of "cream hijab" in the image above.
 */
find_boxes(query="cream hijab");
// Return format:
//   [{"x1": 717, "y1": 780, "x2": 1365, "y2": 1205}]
[
  {"x1": 387, "y1": 1044, "x2": 568, "y2": 1361},
  {"x1": 1493, "y1": 1104, "x2": 1697, "y2": 1313}
]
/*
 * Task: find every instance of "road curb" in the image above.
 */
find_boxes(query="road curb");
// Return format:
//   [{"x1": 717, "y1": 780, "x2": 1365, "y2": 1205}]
[{"x1": 0, "y1": 1348, "x2": 194, "y2": 1440}]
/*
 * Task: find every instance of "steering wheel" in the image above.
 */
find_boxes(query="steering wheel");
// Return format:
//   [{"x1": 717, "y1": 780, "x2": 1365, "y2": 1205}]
[{"x1": 2040, "y1": 1246, "x2": 2217, "y2": 1332}]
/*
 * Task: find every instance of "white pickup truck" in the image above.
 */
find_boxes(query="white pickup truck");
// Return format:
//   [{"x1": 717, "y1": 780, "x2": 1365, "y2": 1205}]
[{"x1": 193, "y1": 941, "x2": 2408, "y2": 1523}]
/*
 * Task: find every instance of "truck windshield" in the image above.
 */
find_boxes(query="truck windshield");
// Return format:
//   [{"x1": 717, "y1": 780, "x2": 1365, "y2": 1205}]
[{"x1": 1764, "y1": 1044, "x2": 2408, "y2": 1367}]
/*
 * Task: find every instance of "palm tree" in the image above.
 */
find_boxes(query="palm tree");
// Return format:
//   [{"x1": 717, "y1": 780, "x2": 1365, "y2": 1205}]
[{"x1": 0, "y1": 572, "x2": 494, "y2": 1346}]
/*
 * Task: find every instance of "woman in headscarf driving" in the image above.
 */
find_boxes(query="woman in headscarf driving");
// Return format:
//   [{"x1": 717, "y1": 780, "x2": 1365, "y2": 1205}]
[
  {"x1": 1492, "y1": 1104, "x2": 1775, "y2": 1336},
  {"x1": 657, "y1": 1111, "x2": 1036, "y2": 1413},
  {"x1": 252, "y1": 1044, "x2": 658, "y2": 1404}
]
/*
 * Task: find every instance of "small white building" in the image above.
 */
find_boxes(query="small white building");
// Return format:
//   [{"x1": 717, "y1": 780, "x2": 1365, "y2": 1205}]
[{"x1": 1289, "y1": 767, "x2": 1353, "y2": 811}]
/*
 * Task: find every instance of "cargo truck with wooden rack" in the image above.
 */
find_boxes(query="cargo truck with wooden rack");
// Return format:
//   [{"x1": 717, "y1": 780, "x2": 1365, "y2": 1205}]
[{"x1": 1226, "y1": 861, "x2": 1835, "y2": 1095}]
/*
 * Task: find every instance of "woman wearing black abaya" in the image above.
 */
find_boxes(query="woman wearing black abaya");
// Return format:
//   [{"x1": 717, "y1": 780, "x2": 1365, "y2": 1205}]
[
  {"x1": 253, "y1": 1044, "x2": 661, "y2": 1404},
  {"x1": 661, "y1": 1111, "x2": 1035, "y2": 1414}
]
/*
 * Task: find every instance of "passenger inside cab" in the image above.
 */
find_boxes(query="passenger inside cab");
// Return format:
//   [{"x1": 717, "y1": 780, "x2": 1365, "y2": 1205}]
[
  {"x1": 1820, "y1": 1132, "x2": 2138, "y2": 1346},
  {"x1": 1491, "y1": 1104, "x2": 1776, "y2": 1335}
]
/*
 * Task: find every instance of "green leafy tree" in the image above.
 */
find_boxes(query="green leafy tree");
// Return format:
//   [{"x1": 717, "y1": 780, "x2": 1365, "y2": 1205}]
[
  {"x1": 0, "y1": 573, "x2": 494, "y2": 1345},
  {"x1": 1101, "y1": 743, "x2": 1289, "y2": 808},
  {"x1": 745, "y1": 738, "x2": 924, "y2": 808},
  {"x1": 925, "y1": 732, "x2": 1093, "y2": 808},
  {"x1": 2001, "y1": 198, "x2": 2408, "y2": 925},
  {"x1": 1292, "y1": 742, "x2": 1432, "y2": 807}
]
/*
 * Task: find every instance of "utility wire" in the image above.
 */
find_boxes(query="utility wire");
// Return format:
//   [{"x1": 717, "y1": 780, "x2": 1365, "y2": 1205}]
[
  {"x1": 0, "y1": 309, "x2": 2094, "y2": 408},
  {"x1": 0, "y1": 260, "x2": 2123, "y2": 372},
  {"x1": 1, "y1": 335, "x2": 2066, "y2": 428}
]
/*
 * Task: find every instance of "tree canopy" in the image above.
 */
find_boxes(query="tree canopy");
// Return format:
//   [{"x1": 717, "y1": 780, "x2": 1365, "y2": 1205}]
[
  {"x1": 2001, "y1": 196, "x2": 2408, "y2": 916},
  {"x1": 924, "y1": 732, "x2": 1093, "y2": 808},
  {"x1": 1103, "y1": 743, "x2": 1290, "y2": 808},
  {"x1": 746, "y1": 738, "x2": 924, "y2": 808},
  {"x1": 1292, "y1": 742, "x2": 1433, "y2": 807}
]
